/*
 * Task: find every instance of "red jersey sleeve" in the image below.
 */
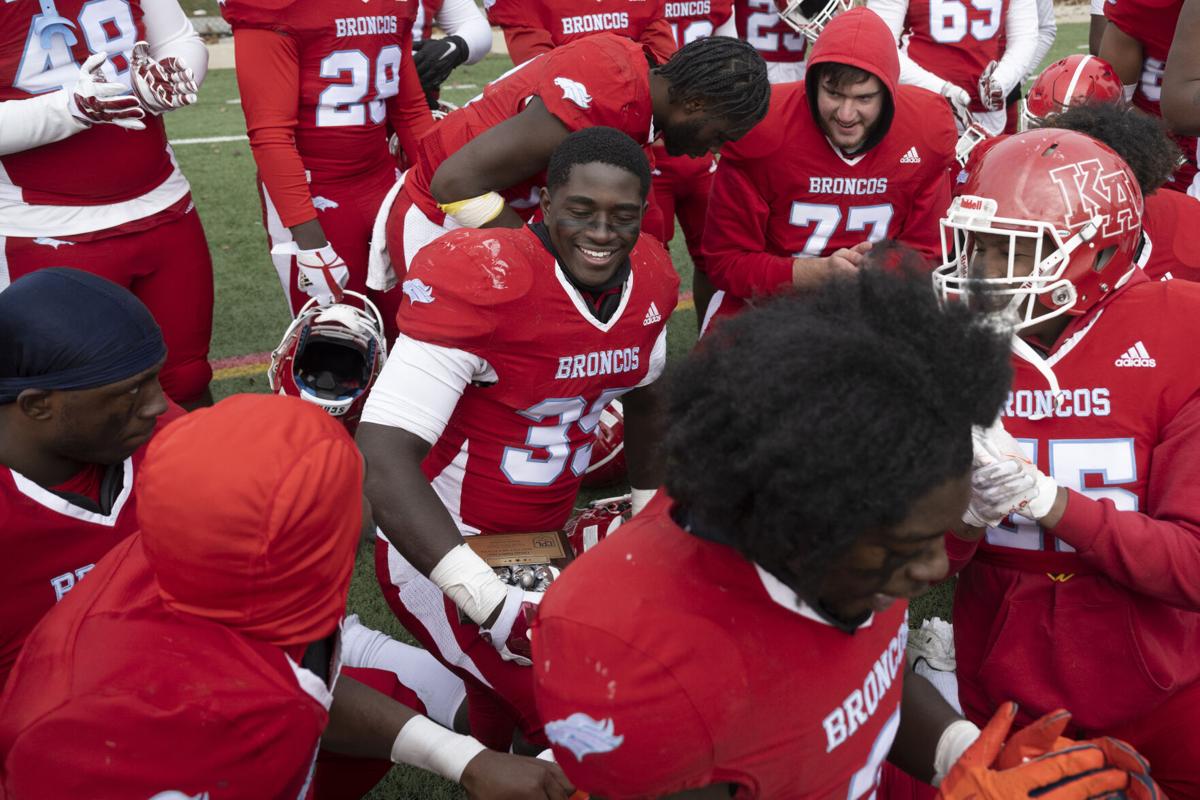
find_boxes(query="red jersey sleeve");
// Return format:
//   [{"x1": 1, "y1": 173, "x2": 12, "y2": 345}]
[
  {"x1": 1052, "y1": 393, "x2": 1200, "y2": 611},
  {"x1": 387, "y1": 28, "x2": 436, "y2": 168},
  {"x1": 894, "y1": 91, "x2": 956, "y2": 261},
  {"x1": 535, "y1": 38, "x2": 652, "y2": 132},
  {"x1": 232, "y1": 27, "x2": 316, "y2": 229},
  {"x1": 640, "y1": 16, "x2": 679, "y2": 63},
  {"x1": 502, "y1": 25, "x2": 558, "y2": 65},
  {"x1": 533, "y1": 617, "x2": 719, "y2": 798},
  {"x1": 702, "y1": 155, "x2": 795, "y2": 297}
]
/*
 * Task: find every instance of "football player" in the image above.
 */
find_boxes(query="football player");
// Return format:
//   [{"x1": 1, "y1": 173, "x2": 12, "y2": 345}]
[
  {"x1": 0, "y1": 395, "x2": 574, "y2": 800},
  {"x1": 1100, "y1": 0, "x2": 1198, "y2": 194},
  {"x1": 736, "y1": 0, "x2": 812, "y2": 84},
  {"x1": 1037, "y1": 101, "x2": 1199, "y2": 283},
  {"x1": 358, "y1": 128, "x2": 679, "y2": 753},
  {"x1": 486, "y1": 0, "x2": 678, "y2": 66},
  {"x1": 222, "y1": 0, "x2": 435, "y2": 337},
  {"x1": 700, "y1": 8, "x2": 957, "y2": 327},
  {"x1": 532, "y1": 262, "x2": 1161, "y2": 798},
  {"x1": 371, "y1": 33, "x2": 769, "y2": 288},
  {"x1": 1162, "y1": 0, "x2": 1200, "y2": 135},
  {"x1": 868, "y1": 0, "x2": 1039, "y2": 136},
  {"x1": 411, "y1": 0, "x2": 493, "y2": 103},
  {"x1": 0, "y1": 0, "x2": 213, "y2": 408},
  {"x1": 0, "y1": 269, "x2": 178, "y2": 690},
  {"x1": 933, "y1": 128, "x2": 1200, "y2": 797}
]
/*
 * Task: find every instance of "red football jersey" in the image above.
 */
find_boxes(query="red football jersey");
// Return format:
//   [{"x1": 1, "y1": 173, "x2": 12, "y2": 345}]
[
  {"x1": 1104, "y1": 0, "x2": 1198, "y2": 193},
  {"x1": 0, "y1": 0, "x2": 188, "y2": 235},
  {"x1": 703, "y1": 81, "x2": 956, "y2": 299},
  {"x1": 486, "y1": 0, "x2": 675, "y2": 62},
  {"x1": 404, "y1": 34, "x2": 656, "y2": 224},
  {"x1": 534, "y1": 491, "x2": 908, "y2": 799},
  {"x1": 666, "y1": 0, "x2": 735, "y2": 45},
  {"x1": 414, "y1": 0, "x2": 446, "y2": 41},
  {"x1": 899, "y1": 0, "x2": 1009, "y2": 113},
  {"x1": 394, "y1": 225, "x2": 678, "y2": 534},
  {"x1": 953, "y1": 274, "x2": 1200, "y2": 733},
  {"x1": 0, "y1": 536, "x2": 331, "y2": 799},
  {"x1": 0, "y1": 405, "x2": 181, "y2": 688},
  {"x1": 734, "y1": 0, "x2": 808, "y2": 63},
  {"x1": 1142, "y1": 188, "x2": 1200, "y2": 282}
]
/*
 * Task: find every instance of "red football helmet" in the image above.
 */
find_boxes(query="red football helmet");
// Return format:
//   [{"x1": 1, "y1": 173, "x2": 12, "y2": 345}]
[
  {"x1": 774, "y1": 0, "x2": 856, "y2": 43},
  {"x1": 1021, "y1": 55, "x2": 1124, "y2": 132},
  {"x1": 933, "y1": 129, "x2": 1143, "y2": 330},
  {"x1": 563, "y1": 495, "x2": 632, "y2": 557},
  {"x1": 581, "y1": 399, "x2": 626, "y2": 488},
  {"x1": 268, "y1": 291, "x2": 388, "y2": 433}
]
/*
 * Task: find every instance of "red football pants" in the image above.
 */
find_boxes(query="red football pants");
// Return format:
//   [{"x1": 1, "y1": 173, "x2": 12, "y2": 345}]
[
  {"x1": 259, "y1": 169, "x2": 405, "y2": 341},
  {"x1": 0, "y1": 200, "x2": 214, "y2": 405},
  {"x1": 375, "y1": 537, "x2": 547, "y2": 753},
  {"x1": 312, "y1": 665, "x2": 429, "y2": 800}
]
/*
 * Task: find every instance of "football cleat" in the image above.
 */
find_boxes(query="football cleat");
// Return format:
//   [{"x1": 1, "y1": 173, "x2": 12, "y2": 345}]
[
  {"x1": 933, "y1": 129, "x2": 1143, "y2": 331},
  {"x1": 563, "y1": 495, "x2": 632, "y2": 557},
  {"x1": 773, "y1": 0, "x2": 856, "y2": 43},
  {"x1": 268, "y1": 290, "x2": 388, "y2": 433},
  {"x1": 581, "y1": 400, "x2": 626, "y2": 488},
  {"x1": 1021, "y1": 54, "x2": 1124, "y2": 132}
]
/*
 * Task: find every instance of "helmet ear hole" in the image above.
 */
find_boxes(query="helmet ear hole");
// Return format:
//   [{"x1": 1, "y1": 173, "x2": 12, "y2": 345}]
[{"x1": 1093, "y1": 245, "x2": 1117, "y2": 273}]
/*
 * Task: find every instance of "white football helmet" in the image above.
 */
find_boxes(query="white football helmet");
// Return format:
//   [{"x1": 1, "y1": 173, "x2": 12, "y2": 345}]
[
  {"x1": 774, "y1": 0, "x2": 856, "y2": 43},
  {"x1": 268, "y1": 291, "x2": 388, "y2": 432}
]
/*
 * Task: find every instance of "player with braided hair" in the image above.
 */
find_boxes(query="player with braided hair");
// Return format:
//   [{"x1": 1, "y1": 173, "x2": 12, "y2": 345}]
[{"x1": 368, "y1": 33, "x2": 768, "y2": 288}]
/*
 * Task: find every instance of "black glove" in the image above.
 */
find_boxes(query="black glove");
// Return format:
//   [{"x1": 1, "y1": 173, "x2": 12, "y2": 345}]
[{"x1": 413, "y1": 35, "x2": 469, "y2": 94}]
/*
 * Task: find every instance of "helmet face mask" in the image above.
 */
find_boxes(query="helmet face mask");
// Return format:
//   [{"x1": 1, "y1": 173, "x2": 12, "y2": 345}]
[
  {"x1": 775, "y1": 0, "x2": 856, "y2": 43},
  {"x1": 268, "y1": 291, "x2": 388, "y2": 432},
  {"x1": 932, "y1": 130, "x2": 1143, "y2": 333}
]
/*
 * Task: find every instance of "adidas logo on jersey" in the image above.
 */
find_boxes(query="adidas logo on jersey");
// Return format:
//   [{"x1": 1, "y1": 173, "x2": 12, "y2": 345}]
[
  {"x1": 643, "y1": 302, "x2": 662, "y2": 326},
  {"x1": 900, "y1": 147, "x2": 921, "y2": 164},
  {"x1": 1114, "y1": 340, "x2": 1155, "y2": 367}
]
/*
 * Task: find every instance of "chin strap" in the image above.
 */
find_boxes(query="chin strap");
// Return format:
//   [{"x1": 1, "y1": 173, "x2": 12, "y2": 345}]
[{"x1": 1009, "y1": 334, "x2": 1067, "y2": 421}]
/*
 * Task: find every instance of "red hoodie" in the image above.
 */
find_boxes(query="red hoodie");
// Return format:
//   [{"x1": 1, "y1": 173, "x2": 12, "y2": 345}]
[
  {"x1": 702, "y1": 8, "x2": 957, "y2": 300},
  {"x1": 0, "y1": 395, "x2": 363, "y2": 800}
]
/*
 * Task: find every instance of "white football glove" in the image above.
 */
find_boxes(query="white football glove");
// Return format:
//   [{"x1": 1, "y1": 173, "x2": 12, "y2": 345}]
[
  {"x1": 68, "y1": 52, "x2": 146, "y2": 130},
  {"x1": 129, "y1": 41, "x2": 198, "y2": 115},
  {"x1": 941, "y1": 81, "x2": 974, "y2": 129},
  {"x1": 978, "y1": 61, "x2": 1006, "y2": 112},
  {"x1": 272, "y1": 241, "x2": 350, "y2": 306},
  {"x1": 963, "y1": 422, "x2": 1060, "y2": 527},
  {"x1": 478, "y1": 586, "x2": 541, "y2": 667}
]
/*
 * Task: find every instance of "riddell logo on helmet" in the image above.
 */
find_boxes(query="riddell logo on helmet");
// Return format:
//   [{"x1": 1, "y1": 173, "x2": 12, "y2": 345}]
[{"x1": 1049, "y1": 159, "x2": 1140, "y2": 237}]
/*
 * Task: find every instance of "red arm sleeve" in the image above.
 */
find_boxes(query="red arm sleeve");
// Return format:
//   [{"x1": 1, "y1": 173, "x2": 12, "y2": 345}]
[
  {"x1": 387, "y1": 30, "x2": 436, "y2": 169},
  {"x1": 232, "y1": 27, "x2": 315, "y2": 229},
  {"x1": 640, "y1": 16, "x2": 679, "y2": 64},
  {"x1": 502, "y1": 26, "x2": 556, "y2": 66},
  {"x1": 945, "y1": 532, "x2": 981, "y2": 577},
  {"x1": 701, "y1": 156, "x2": 794, "y2": 298},
  {"x1": 1052, "y1": 394, "x2": 1200, "y2": 611}
]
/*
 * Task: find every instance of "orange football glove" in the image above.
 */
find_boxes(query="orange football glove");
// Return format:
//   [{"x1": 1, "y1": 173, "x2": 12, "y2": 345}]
[{"x1": 939, "y1": 703, "x2": 1141, "y2": 799}]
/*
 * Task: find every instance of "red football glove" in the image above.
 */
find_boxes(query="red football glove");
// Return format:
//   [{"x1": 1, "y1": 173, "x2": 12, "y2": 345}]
[
  {"x1": 479, "y1": 586, "x2": 541, "y2": 666},
  {"x1": 978, "y1": 61, "x2": 1006, "y2": 112},
  {"x1": 939, "y1": 703, "x2": 1154, "y2": 799},
  {"x1": 68, "y1": 52, "x2": 145, "y2": 130},
  {"x1": 130, "y1": 41, "x2": 198, "y2": 115}
]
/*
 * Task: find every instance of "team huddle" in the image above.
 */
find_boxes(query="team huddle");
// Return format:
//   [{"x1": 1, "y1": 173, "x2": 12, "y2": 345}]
[{"x1": 2, "y1": 0, "x2": 1200, "y2": 795}]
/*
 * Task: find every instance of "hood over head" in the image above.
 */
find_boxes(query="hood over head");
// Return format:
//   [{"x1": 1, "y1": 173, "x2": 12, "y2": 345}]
[
  {"x1": 805, "y1": 7, "x2": 900, "y2": 153},
  {"x1": 137, "y1": 394, "x2": 362, "y2": 647}
]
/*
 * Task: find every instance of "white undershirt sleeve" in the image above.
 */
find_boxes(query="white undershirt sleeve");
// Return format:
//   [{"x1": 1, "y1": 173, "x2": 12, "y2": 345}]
[
  {"x1": 1090, "y1": 0, "x2": 1105, "y2": 15},
  {"x1": 635, "y1": 327, "x2": 669, "y2": 388},
  {"x1": 0, "y1": 91, "x2": 88, "y2": 156},
  {"x1": 713, "y1": 15, "x2": 738, "y2": 38},
  {"x1": 360, "y1": 334, "x2": 497, "y2": 444},
  {"x1": 142, "y1": 0, "x2": 209, "y2": 87},
  {"x1": 434, "y1": 0, "x2": 494, "y2": 65},
  {"x1": 867, "y1": 0, "x2": 954, "y2": 94},
  {"x1": 1027, "y1": 0, "x2": 1058, "y2": 80},
  {"x1": 991, "y1": 0, "x2": 1039, "y2": 96}
]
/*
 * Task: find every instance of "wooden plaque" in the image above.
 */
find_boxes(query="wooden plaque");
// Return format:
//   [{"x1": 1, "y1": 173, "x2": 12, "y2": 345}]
[{"x1": 465, "y1": 531, "x2": 572, "y2": 568}]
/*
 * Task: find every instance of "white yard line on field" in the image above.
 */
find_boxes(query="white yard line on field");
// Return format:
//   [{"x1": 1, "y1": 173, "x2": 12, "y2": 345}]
[{"x1": 171, "y1": 134, "x2": 249, "y2": 145}]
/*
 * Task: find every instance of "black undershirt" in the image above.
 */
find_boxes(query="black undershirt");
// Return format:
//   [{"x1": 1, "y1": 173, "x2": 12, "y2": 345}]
[{"x1": 530, "y1": 222, "x2": 631, "y2": 323}]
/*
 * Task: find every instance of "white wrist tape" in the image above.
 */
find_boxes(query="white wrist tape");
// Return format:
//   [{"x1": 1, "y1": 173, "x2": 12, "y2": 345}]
[
  {"x1": 933, "y1": 719, "x2": 982, "y2": 786},
  {"x1": 438, "y1": 191, "x2": 505, "y2": 228},
  {"x1": 390, "y1": 714, "x2": 487, "y2": 782},
  {"x1": 630, "y1": 487, "x2": 656, "y2": 516},
  {"x1": 429, "y1": 543, "x2": 509, "y2": 626},
  {"x1": 1124, "y1": 83, "x2": 1137, "y2": 102}
]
